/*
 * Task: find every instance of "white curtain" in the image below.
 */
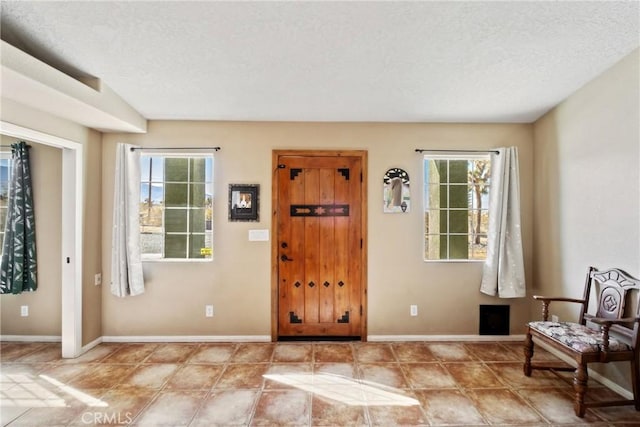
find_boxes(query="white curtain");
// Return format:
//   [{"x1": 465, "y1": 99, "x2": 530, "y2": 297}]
[
  {"x1": 480, "y1": 147, "x2": 526, "y2": 298},
  {"x1": 111, "y1": 143, "x2": 145, "y2": 297}
]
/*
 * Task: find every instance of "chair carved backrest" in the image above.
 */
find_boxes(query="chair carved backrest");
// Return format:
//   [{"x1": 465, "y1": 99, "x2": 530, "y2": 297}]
[{"x1": 583, "y1": 267, "x2": 640, "y2": 347}]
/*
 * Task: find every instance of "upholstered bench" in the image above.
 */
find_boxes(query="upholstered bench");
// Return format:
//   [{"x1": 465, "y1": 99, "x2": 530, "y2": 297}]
[{"x1": 524, "y1": 267, "x2": 640, "y2": 417}]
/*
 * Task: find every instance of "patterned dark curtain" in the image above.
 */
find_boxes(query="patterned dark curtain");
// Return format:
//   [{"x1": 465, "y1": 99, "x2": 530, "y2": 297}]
[{"x1": 1, "y1": 142, "x2": 37, "y2": 294}]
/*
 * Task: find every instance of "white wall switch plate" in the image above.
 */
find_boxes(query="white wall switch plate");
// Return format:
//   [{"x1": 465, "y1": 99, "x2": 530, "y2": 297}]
[
  {"x1": 205, "y1": 305, "x2": 214, "y2": 317},
  {"x1": 20, "y1": 305, "x2": 29, "y2": 317},
  {"x1": 94, "y1": 273, "x2": 102, "y2": 286},
  {"x1": 248, "y1": 229, "x2": 269, "y2": 241}
]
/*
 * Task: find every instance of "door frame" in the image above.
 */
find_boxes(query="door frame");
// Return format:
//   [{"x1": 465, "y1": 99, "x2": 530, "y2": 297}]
[
  {"x1": 1, "y1": 121, "x2": 83, "y2": 358},
  {"x1": 271, "y1": 149, "x2": 368, "y2": 341}
]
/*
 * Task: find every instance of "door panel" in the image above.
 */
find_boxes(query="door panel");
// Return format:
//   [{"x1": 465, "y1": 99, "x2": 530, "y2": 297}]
[{"x1": 275, "y1": 153, "x2": 364, "y2": 338}]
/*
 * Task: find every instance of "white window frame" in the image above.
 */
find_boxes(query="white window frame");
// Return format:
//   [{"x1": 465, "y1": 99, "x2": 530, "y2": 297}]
[
  {"x1": 139, "y1": 151, "x2": 214, "y2": 262},
  {"x1": 423, "y1": 153, "x2": 491, "y2": 262}
]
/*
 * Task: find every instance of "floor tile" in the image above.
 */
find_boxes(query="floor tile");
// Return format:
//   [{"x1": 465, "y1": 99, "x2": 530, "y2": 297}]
[
  {"x1": 38, "y1": 363, "x2": 93, "y2": 384},
  {"x1": 402, "y1": 362, "x2": 457, "y2": 389},
  {"x1": 518, "y1": 387, "x2": 604, "y2": 424},
  {"x1": 311, "y1": 395, "x2": 368, "y2": 426},
  {"x1": 367, "y1": 396, "x2": 427, "y2": 426},
  {"x1": 391, "y1": 342, "x2": 437, "y2": 362},
  {"x1": 165, "y1": 364, "x2": 223, "y2": 390},
  {"x1": 215, "y1": 364, "x2": 268, "y2": 389},
  {"x1": 13, "y1": 344, "x2": 62, "y2": 364},
  {"x1": 358, "y1": 363, "x2": 409, "y2": 389},
  {"x1": 102, "y1": 343, "x2": 158, "y2": 364},
  {"x1": 427, "y1": 343, "x2": 476, "y2": 361},
  {"x1": 273, "y1": 343, "x2": 312, "y2": 363},
  {"x1": 69, "y1": 364, "x2": 138, "y2": 390},
  {"x1": 313, "y1": 361, "x2": 354, "y2": 377},
  {"x1": 190, "y1": 389, "x2": 259, "y2": 426},
  {"x1": 263, "y1": 363, "x2": 313, "y2": 390},
  {"x1": 354, "y1": 343, "x2": 396, "y2": 363},
  {"x1": 230, "y1": 343, "x2": 274, "y2": 363},
  {"x1": 118, "y1": 363, "x2": 180, "y2": 389},
  {"x1": 146, "y1": 343, "x2": 198, "y2": 363},
  {"x1": 415, "y1": 388, "x2": 487, "y2": 425},
  {"x1": 466, "y1": 388, "x2": 545, "y2": 424},
  {"x1": 132, "y1": 390, "x2": 206, "y2": 426},
  {"x1": 0, "y1": 343, "x2": 48, "y2": 362},
  {"x1": 486, "y1": 361, "x2": 571, "y2": 388},
  {"x1": 464, "y1": 342, "x2": 521, "y2": 362},
  {"x1": 444, "y1": 362, "x2": 504, "y2": 388},
  {"x1": 314, "y1": 343, "x2": 354, "y2": 363},
  {"x1": 61, "y1": 344, "x2": 121, "y2": 364},
  {"x1": 188, "y1": 343, "x2": 236, "y2": 363},
  {"x1": 67, "y1": 388, "x2": 157, "y2": 426},
  {"x1": 250, "y1": 389, "x2": 310, "y2": 426}
]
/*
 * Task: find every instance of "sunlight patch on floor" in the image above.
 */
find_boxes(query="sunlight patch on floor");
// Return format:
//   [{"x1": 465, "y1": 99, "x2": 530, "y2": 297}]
[
  {"x1": 263, "y1": 373, "x2": 420, "y2": 406},
  {"x1": 0, "y1": 373, "x2": 108, "y2": 408}
]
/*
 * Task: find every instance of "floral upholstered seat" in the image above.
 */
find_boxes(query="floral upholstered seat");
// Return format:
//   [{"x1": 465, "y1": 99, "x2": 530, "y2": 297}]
[{"x1": 528, "y1": 321, "x2": 631, "y2": 353}]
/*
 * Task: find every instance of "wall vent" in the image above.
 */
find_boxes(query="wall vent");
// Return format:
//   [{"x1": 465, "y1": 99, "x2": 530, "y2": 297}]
[{"x1": 479, "y1": 305, "x2": 510, "y2": 335}]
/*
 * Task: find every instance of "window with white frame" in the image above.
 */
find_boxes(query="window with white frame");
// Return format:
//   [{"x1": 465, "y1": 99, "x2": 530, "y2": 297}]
[
  {"x1": 423, "y1": 154, "x2": 491, "y2": 261},
  {"x1": 139, "y1": 153, "x2": 214, "y2": 260}
]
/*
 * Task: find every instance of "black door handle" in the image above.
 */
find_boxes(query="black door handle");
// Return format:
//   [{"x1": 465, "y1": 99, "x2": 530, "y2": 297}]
[{"x1": 281, "y1": 254, "x2": 294, "y2": 262}]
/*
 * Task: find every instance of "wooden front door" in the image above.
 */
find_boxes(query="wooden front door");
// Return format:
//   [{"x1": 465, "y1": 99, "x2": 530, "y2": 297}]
[{"x1": 272, "y1": 151, "x2": 367, "y2": 339}]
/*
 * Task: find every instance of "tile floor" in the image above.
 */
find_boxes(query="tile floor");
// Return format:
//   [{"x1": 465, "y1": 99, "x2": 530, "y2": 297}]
[{"x1": 1, "y1": 340, "x2": 639, "y2": 426}]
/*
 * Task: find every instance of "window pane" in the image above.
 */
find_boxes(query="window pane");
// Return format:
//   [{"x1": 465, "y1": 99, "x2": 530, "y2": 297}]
[
  {"x1": 190, "y1": 183, "x2": 205, "y2": 207},
  {"x1": 165, "y1": 234, "x2": 187, "y2": 258},
  {"x1": 140, "y1": 232, "x2": 162, "y2": 256},
  {"x1": 165, "y1": 158, "x2": 189, "y2": 181},
  {"x1": 165, "y1": 183, "x2": 188, "y2": 207},
  {"x1": 449, "y1": 184, "x2": 467, "y2": 208},
  {"x1": 165, "y1": 209, "x2": 188, "y2": 232},
  {"x1": 189, "y1": 234, "x2": 206, "y2": 258},
  {"x1": 449, "y1": 210, "x2": 468, "y2": 233},
  {"x1": 449, "y1": 235, "x2": 468, "y2": 259},
  {"x1": 190, "y1": 209, "x2": 205, "y2": 232}
]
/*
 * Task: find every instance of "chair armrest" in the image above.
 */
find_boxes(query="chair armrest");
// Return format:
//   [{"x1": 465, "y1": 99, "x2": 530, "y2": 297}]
[
  {"x1": 532, "y1": 296, "x2": 585, "y2": 321},
  {"x1": 533, "y1": 296, "x2": 585, "y2": 304}
]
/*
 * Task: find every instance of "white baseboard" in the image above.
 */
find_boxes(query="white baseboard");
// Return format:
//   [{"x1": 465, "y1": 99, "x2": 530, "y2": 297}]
[
  {"x1": 0, "y1": 335, "x2": 61, "y2": 342},
  {"x1": 533, "y1": 339, "x2": 633, "y2": 400},
  {"x1": 82, "y1": 336, "x2": 103, "y2": 353},
  {"x1": 101, "y1": 335, "x2": 272, "y2": 343},
  {"x1": 368, "y1": 334, "x2": 526, "y2": 342}
]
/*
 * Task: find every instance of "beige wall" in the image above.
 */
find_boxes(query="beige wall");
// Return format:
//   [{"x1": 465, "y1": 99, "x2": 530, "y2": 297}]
[
  {"x1": 533, "y1": 49, "x2": 639, "y2": 392},
  {"x1": 0, "y1": 100, "x2": 103, "y2": 346},
  {"x1": 102, "y1": 121, "x2": 534, "y2": 337},
  {"x1": 0, "y1": 135, "x2": 62, "y2": 336}
]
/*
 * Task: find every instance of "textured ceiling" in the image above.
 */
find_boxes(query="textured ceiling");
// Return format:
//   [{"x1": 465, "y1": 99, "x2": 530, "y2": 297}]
[{"x1": 1, "y1": 1, "x2": 638, "y2": 123}]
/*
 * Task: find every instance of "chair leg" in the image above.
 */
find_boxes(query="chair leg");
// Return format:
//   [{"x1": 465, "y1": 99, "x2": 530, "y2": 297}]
[
  {"x1": 523, "y1": 331, "x2": 533, "y2": 377},
  {"x1": 573, "y1": 364, "x2": 588, "y2": 418},
  {"x1": 631, "y1": 356, "x2": 640, "y2": 410}
]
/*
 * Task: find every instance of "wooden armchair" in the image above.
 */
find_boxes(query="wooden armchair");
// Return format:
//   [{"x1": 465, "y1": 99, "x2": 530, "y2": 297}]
[{"x1": 524, "y1": 266, "x2": 640, "y2": 417}]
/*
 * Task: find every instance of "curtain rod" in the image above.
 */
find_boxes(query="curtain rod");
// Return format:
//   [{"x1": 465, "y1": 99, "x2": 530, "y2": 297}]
[
  {"x1": 415, "y1": 148, "x2": 499, "y2": 155},
  {"x1": 130, "y1": 146, "x2": 220, "y2": 152}
]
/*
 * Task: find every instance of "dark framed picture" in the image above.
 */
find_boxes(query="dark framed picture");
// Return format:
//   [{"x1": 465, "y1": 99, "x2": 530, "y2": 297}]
[{"x1": 228, "y1": 184, "x2": 259, "y2": 222}]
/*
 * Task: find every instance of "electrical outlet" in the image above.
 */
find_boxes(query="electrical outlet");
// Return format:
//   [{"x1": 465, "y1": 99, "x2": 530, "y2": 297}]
[
  {"x1": 20, "y1": 305, "x2": 29, "y2": 317},
  {"x1": 205, "y1": 305, "x2": 214, "y2": 317},
  {"x1": 410, "y1": 305, "x2": 418, "y2": 316},
  {"x1": 551, "y1": 314, "x2": 559, "y2": 322},
  {"x1": 94, "y1": 273, "x2": 102, "y2": 286}
]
